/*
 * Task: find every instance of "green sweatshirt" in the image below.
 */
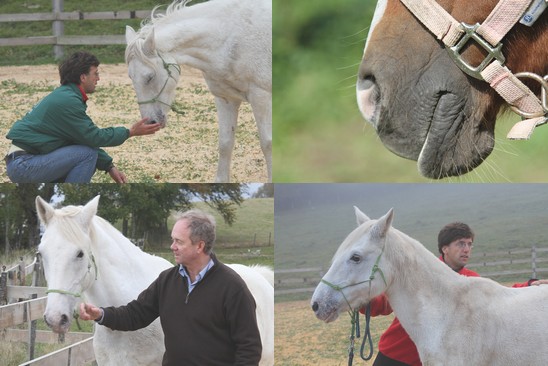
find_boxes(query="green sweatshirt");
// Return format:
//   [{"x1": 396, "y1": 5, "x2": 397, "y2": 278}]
[{"x1": 6, "y1": 83, "x2": 130, "y2": 171}]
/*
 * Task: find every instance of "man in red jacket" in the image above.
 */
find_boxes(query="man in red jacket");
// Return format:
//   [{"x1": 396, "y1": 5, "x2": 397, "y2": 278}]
[{"x1": 369, "y1": 222, "x2": 545, "y2": 366}]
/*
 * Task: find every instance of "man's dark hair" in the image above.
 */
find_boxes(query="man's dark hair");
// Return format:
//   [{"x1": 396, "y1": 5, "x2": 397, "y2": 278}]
[
  {"x1": 59, "y1": 51, "x2": 100, "y2": 85},
  {"x1": 437, "y1": 222, "x2": 474, "y2": 254}
]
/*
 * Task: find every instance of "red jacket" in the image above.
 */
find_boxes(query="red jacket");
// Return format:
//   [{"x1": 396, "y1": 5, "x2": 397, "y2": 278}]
[{"x1": 368, "y1": 257, "x2": 530, "y2": 366}]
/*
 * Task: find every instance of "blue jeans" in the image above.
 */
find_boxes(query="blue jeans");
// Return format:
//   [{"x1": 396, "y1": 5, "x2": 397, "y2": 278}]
[{"x1": 6, "y1": 145, "x2": 98, "y2": 183}]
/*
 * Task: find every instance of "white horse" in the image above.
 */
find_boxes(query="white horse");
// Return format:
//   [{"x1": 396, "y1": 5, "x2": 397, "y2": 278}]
[
  {"x1": 37, "y1": 195, "x2": 274, "y2": 366},
  {"x1": 311, "y1": 207, "x2": 548, "y2": 366},
  {"x1": 125, "y1": 0, "x2": 272, "y2": 183}
]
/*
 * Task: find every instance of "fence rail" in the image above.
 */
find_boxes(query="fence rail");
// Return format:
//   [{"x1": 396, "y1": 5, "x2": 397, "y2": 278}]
[
  {"x1": 0, "y1": 0, "x2": 156, "y2": 58},
  {"x1": 0, "y1": 255, "x2": 94, "y2": 365},
  {"x1": 276, "y1": 246, "x2": 548, "y2": 297}
]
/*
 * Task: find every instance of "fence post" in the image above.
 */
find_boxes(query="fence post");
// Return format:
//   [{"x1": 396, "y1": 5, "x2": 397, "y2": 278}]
[
  {"x1": 532, "y1": 245, "x2": 537, "y2": 279},
  {"x1": 32, "y1": 253, "x2": 46, "y2": 287},
  {"x1": 18, "y1": 257, "x2": 26, "y2": 286},
  {"x1": 0, "y1": 268, "x2": 7, "y2": 305},
  {"x1": 28, "y1": 293, "x2": 38, "y2": 361},
  {"x1": 52, "y1": 0, "x2": 64, "y2": 60}
]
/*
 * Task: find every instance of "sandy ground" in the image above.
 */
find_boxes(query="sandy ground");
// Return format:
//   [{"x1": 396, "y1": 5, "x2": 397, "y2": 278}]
[{"x1": 0, "y1": 64, "x2": 267, "y2": 183}]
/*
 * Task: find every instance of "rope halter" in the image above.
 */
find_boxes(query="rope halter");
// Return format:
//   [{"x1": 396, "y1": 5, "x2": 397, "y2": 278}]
[
  {"x1": 45, "y1": 252, "x2": 98, "y2": 298},
  {"x1": 137, "y1": 52, "x2": 186, "y2": 116},
  {"x1": 320, "y1": 247, "x2": 387, "y2": 365},
  {"x1": 400, "y1": 0, "x2": 548, "y2": 139}
]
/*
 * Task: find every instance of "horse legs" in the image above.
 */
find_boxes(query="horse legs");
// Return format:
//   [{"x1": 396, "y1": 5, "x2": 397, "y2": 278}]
[
  {"x1": 214, "y1": 97, "x2": 240, "y2": 182},
  {"x1": 249, "y1": 89, "x2": 272, "y2": 182}
]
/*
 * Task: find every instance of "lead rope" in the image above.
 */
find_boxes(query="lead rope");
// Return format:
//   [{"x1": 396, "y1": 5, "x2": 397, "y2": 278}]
[{"x1": 321, "y1": 247, "x2": 386, "y2": 365}]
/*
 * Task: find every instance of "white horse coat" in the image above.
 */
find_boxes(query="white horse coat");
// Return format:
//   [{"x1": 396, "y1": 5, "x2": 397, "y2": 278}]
[
  {"x1": 312, "y1": 207, "x2": 548, "y2": 366},
  {"x1": 125, "y1": 0, "x2": 272, "y2": 182},
  {"x1": 37, "y1": 196, "x2": 273, "y2": 366}
]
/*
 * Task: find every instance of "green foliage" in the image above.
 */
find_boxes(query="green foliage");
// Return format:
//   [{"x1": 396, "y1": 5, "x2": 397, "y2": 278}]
[{"x1": 0, "y1": 184, "x2": 250, "y2": 254}]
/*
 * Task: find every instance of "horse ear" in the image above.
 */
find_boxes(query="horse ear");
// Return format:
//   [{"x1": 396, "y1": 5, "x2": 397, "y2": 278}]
[
  {"x1": 79, "y1": 195, "x2": 100, "y2": 227},
  {"x1": 125, "y1": 25, "x2": 138, "y2": 44},
  {"x1": 370, "y1": 208, "x2": 394, "y2": 239},
  {"x1": 36, "y1": 196, "x2": 54, "y2": 226},
  {"x1": 354, "y1": 206, "x2": 371, "y2": 226},
  {"x1": 143, "y1": 28, "x2": 156, "y2": 56}
]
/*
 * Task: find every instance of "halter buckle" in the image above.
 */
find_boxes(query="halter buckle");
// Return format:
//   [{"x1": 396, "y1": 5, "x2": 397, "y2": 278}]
[
  {"x1": 447, "y1": 23, "x2": 505, "y2": 80},
  {"x1": 511, "y1": 72, "x2": 548, "y2": 118}
]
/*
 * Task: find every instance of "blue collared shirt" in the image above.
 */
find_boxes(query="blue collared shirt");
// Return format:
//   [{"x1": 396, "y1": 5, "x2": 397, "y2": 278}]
[{"x1": 178, "y1": 259, "x2": 215, "y2": 293}]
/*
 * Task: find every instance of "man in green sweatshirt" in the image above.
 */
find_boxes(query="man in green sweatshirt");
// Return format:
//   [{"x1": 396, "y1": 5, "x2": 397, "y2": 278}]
[{"x1": 5, "y1": 51, "x2": 160, "y2": 183}]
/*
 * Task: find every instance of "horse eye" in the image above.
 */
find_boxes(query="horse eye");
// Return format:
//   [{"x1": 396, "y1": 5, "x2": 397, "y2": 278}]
[
  {"x1": 350, "y1": 254, "x2": 361, "y2": 263},
  {"x1": 77, "y1": 251, "x2": 84, "y2": 259},
  {"x1": 145, "y1": 73, "x2": 154, "y2": 84}
]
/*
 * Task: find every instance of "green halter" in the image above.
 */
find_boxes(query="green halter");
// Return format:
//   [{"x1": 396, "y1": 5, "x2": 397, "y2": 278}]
[
  {"x1": 45, "y1": 252, "x2": 98, "y2": 298},
  {"x1": 320, "y1": 246, "x2": 387, "y2": 366},
  {"x1": 137, "y1": 52, "x2": 186, "y2": 116}
]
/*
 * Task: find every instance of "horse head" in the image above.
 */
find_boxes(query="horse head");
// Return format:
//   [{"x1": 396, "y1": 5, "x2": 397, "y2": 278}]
[
  {"x1": 357, "y1": 0, "x2": 547, "y2": 179},
  {"x1": 125, "y1": 26, "x2": 181, "y2": 127},
  {"x1": 36, "y1": 195, "x2": 100, "y2": 334},
  {"x1": 311, "y1": 207, "x2": 394, "y2": 323}
]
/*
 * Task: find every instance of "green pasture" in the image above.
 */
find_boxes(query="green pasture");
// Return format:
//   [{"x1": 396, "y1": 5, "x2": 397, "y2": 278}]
[
  {"x1": 273, "y1": 0, "x2": 548, "y2": 182},
  {"x1": 0, "y1": 0, "x2": 170, "y2": 65}
]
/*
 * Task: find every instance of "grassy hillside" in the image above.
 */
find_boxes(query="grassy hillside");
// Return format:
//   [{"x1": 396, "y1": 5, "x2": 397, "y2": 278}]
[{"x1": 275, "y1": 184, "x2": 548, "y2": 275}]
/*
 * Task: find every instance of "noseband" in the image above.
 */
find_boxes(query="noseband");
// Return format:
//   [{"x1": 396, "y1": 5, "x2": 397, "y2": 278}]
[
  {"x1": 320, "y1": 247, "x2": 387, "y2": 365},
  {"x1": 400, "y1": 0, "x2": 547, "y2": 139},
  {"x1": 137, "y1": 52, "x2": 186, "y2": 116}
]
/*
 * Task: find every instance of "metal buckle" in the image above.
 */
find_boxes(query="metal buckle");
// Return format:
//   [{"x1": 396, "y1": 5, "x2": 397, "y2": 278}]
[
  {"x1": 446, "y1": 23, "x2": 506, "y2": 80},
  {"x1": 511, "y1": 72, "x2": 548, "y2": 118}
]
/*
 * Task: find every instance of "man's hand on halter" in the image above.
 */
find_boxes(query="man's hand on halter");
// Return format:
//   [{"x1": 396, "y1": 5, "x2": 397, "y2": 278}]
[{"x1": 80, "y1": 303, "x2": 103, "y2": 321}]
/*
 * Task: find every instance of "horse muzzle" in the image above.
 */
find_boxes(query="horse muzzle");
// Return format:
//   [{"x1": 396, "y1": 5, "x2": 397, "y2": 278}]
[{"x1": 44, "y1": 312, "x2": 72, "y2": 334}]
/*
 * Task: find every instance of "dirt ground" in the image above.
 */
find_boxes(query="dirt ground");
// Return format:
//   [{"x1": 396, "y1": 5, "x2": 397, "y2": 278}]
[
  {"x1": 275, "y1": 300, "x2": 393, "y2": 366},
  {"x1": 0, "y1": 64, "x2": 267, "y2": 183}
]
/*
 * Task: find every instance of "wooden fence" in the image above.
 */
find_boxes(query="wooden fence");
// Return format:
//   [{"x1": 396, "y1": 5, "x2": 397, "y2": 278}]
[
  {"x1": 275, "y1": 246, "x2": 548, "y2": 297},
  {"x1": 0, "y1": 255, "x2": 95, "y2": 365},
  {"x1": 0, "y1": 0, "x2": 154, "y2": 59}
]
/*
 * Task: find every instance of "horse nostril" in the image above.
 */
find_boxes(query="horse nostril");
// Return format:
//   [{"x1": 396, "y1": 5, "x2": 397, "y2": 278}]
[
  {"x1": 145, "y1": 119, "x2": 157, "y2": 125},
  {"x1": 312, "y1": 302, "x2": 319, "y2": 312},
  {"x1": 60, "y1": 314, "x2": 69, "y2": 325},
  {"x1": 357, "y1": 74, "x2": 381, "y2": 125},
  {"x1": 43, "y1": 315, "x2": 50, "y2": 327},
  {"x1": 358, "y1": 74, "x2": 376, "y2": 92}
]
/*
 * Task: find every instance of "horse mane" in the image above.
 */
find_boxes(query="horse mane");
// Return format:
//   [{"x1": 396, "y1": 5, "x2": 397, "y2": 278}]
[
  {"x1": 125, "y1": 0, "x2": 193, "y2": 64},
  {"x1": 48, "y1": 205, "x2": 135, "y2": 255}
]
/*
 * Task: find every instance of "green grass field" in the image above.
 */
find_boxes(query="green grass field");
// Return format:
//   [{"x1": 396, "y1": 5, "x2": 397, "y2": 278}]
[{"x1": 0, "y1": 1, "x2": 207, "y2": 65}]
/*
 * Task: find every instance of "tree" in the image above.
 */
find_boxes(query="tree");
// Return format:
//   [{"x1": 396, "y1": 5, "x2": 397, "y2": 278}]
[
  {"x1": 253, "y1": 184, "x2": 274, "y2": 198},
  {"x1": 0, "y1": 184, "x2": 56, "y2": 255},
  {"x1": 57, "y1": 184, "x2": 245, "y2": 246}
]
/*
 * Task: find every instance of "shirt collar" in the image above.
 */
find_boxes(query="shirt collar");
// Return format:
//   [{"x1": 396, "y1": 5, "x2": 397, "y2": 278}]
[
  {"x1": 179, "y1": 258, "x2": 215, "y2": 284},
  {"x1": 77, "y1": 84, "x2": 88, "y2": 103}
]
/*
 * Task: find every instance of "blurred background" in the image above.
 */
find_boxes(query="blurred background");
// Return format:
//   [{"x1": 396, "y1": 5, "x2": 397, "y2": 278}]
[{"x1": 273, "y1": 0, "x2": 548, "y2": 182}]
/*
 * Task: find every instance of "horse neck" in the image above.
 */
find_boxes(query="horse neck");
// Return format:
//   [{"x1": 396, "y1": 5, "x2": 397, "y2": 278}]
[
  {"x1": 84, "y1": 217, "x2": 167, "y2": 306},
  {"x1": 153, "y1": 5, "x2": 230, "y2": 72},
  {"x1": 382, "y1": 230, "x2": 466, "y2": 345}
]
